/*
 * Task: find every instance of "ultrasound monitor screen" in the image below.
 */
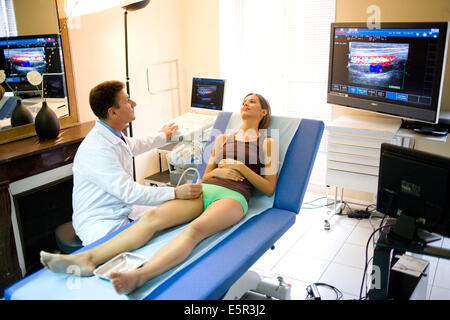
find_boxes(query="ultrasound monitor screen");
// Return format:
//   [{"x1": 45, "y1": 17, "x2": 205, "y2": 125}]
[
  {"x1": 190, "y1": 78, "x2": 225, "y2": 111},
  {"x1": 327, "y1": 22, "x2": 449, "y2": 123}
]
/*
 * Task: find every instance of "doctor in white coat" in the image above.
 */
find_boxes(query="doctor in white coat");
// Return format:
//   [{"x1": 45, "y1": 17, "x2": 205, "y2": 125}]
[{"x1": 72, "y1": 80, "x2": 202, "y2": 245}]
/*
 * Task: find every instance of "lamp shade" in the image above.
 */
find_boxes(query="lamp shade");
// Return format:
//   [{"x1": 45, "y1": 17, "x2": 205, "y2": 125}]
[
  {"x1": 65, "y1": 0, "x2": 149, "y2": 16},
  {"x1": 123, "y1": 0, "x2": 151, "y2": 11}
]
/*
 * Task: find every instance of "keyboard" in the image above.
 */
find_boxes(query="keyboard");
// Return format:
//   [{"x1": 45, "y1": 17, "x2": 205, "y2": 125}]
[
  {"x1": 170, "y1": 113, "x2": 216, "y2": 141},
  {"x1": 173, "y1": 113, "x2": 215, "y2": 128}
]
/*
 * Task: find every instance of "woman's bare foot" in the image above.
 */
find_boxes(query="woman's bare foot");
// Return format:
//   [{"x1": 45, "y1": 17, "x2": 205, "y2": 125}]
[
  {"x1": 109, "y1": 270, "x2": 142, "y2": 294},
  {"x1": 40, "y1": 251, "x2": 95, "y2": 276}
]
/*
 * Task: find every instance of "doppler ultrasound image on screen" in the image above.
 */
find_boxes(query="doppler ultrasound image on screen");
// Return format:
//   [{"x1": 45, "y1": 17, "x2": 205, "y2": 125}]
[
  {"x1": 192, "y1": 83, "x2": 222, "y2": 108},
  {"x1": 195, "y1": 85, "x2": 217, "y2": 103},
  {"x1": 4, "y1": 47, "x2": 46, "y2": 76},
  {"x1": 348, "y1": 42, "x2": 409, "y2": 89}
]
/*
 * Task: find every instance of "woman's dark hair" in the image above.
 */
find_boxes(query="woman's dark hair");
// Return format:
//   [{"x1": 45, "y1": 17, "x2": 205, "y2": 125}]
[
  {"x1": 89, "y1": 80, "x2": 124, "y2": 120},
  {"x1": 245, "y1": 93, "x2": 271, "y2": 129}
]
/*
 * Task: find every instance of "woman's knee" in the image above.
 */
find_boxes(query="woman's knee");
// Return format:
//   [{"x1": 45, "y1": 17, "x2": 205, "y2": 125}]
[{"x1": 183, "y1": 221, "x2": 209, "y2": 244}]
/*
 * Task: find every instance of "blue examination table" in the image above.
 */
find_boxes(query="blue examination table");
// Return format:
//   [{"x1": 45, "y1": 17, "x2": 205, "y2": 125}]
[{"x1": 5, "y1": 112, "x2": 324, "y2": 300}]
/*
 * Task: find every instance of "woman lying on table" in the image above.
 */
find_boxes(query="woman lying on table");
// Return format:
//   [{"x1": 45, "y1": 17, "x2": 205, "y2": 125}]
[{"x1": 40, "y1": 93, "x2": 279, "y2": 294}]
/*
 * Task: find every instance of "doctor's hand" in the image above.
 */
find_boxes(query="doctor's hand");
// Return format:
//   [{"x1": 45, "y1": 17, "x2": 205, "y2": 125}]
[
  {"x1": 159, "y1": 122, "x2": 179, "y2": 140},
  {"x1": 174, "y1": 183, "x2": 202, "y2": 200}
]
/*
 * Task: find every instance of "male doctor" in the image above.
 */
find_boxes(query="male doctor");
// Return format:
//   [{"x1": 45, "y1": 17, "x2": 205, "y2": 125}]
[{"x1": 72, "y1": 80, "x2": 202, "y2": 245}]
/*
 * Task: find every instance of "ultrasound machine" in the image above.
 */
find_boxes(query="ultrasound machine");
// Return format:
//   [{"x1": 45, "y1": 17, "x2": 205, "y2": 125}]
[{"x1": 169, "y1": 77, "x2": 225, "y2": 142}]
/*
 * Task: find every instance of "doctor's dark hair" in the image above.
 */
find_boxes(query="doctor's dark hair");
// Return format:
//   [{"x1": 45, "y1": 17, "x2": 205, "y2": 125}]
[
  {"x1": 89, "y1": 80, "x2": 125, "y2": 120},
  {"x1": 245, "y1": 93, "x2": 271, "y2": 129}
]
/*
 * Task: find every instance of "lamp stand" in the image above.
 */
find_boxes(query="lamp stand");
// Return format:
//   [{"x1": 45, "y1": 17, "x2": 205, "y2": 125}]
[
  {"x1": 121, "y1": 0, "x2": 151, "y2": 181},
  {"x1": 123, "y1": 9, "x2": 136, "y2": 181}
]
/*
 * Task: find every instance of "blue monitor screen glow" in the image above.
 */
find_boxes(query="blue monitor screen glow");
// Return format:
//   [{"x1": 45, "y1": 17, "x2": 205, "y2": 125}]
[{"x1": 327, "y1": 22, "x2": 449, "y2": 124}]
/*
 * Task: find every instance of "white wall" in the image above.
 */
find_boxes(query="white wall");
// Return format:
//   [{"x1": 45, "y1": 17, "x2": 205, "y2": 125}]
[
  {"x1": 66, "y1": 0, "x2": 221, "y2": 183},
  {"x1": 68, "y1": 7, "x2": 125, "y2": 122},
  {"x1": 180, "y1": 0, "x2": 221, "y2": 109},
  {"x1": 66, "y1": 0, "x2": 450, "y2": 184}
]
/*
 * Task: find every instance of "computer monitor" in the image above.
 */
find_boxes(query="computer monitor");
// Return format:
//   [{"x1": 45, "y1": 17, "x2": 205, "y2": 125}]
[
  {"x1": 377, "y1": 143, "x2": 450, "y2": 240},
  {"x1": 190, "y1": 77, "x2": 225, "y2": 111},
  {"x1": 327, "y1": 22, "x2": 449, "y2": 124},
  {"x1": 0, "y1": 34, "x2": 66, "y2": 97}
]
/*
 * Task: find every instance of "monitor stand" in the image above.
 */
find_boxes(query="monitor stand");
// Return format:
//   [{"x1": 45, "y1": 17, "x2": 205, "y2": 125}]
[
  {"x1": 386, "y1": 215, "x2": 450, "y2": 258},
  {"x1": 401, "y1": 119, "x2": 448, "y2": 136}
]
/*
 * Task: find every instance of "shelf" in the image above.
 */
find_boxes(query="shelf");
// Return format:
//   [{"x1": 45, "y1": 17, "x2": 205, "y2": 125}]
[{"x1": 144, "y1": 170, "x2": 171, "y2": 187}]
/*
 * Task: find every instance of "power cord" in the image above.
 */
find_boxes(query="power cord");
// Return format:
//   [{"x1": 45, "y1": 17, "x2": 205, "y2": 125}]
[
  {"x1": 359, "y1": 221, "x2": 395, "y2": 300},
  {"x1": 305, "y1": 282, "x2": 343, "y2": 300},
  {"x1": 301, "y1": 196, "x2": 351, "y2": 215},
  {"x1": 176, "y1": 167, "x2": 202, "y2": 186},
  {"x1": 302, "y1": 198, "x2": 391, "y2": 300},
  {"x1": 347, "y1": 203, "x2": 385, "y2": 219},
  {"x1": 301, "y1": 196, "x2": 336, "y2": 210}
]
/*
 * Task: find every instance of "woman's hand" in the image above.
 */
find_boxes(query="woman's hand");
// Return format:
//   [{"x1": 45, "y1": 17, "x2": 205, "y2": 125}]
[
  {"x1": 211, "y1": 167, "x2": 244, "y2": 181},
  {"x1": 218, "y1": 159, "x2": 245, "y2": 172}
]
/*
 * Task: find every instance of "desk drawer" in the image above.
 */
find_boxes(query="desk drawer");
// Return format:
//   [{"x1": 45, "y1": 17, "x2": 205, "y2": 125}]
[
  {"x1": 326, "y1": 169, "x2": 378, "y2": 193},
  {"x1": 328, "y1": 143, "x2": 381, "y2": 158},
  {"x1": 327, "y1": 160, "x2": 378, "y2": 176},
  {"x1": 327, "y1": 151, "x2": 379, "y2": 166},
  {"x1": 328, "y1": 134, "x2": 390, "y2": 149}
]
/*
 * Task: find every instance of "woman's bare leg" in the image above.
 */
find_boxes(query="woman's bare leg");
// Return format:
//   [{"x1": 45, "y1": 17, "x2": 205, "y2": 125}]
[
  {"x1": 40, "y1": 197, "x2": 204, "y2": 276},
  {"x1": 110, "y1": 198, "x2": 245, "y2": 294}
]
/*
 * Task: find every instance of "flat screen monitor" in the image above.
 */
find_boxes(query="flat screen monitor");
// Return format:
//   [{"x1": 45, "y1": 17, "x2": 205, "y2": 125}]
[
  {"x1": 190, "y1": 77, "x2": 225, "y2": 111},
  {"x1": 327, "y1": 22, "x2": 449, "y2": 124},
  {"x1": 377, "y1": 143, "x2": 450, "y2": 238},
  {"x1": 0, "y1": 34, "x2": 66, "y2": 98}
]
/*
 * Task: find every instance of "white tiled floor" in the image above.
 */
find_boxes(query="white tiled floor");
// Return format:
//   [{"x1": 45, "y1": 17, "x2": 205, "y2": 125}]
[{"x1": 248, "y1": 192, "x2": 450, "y2": 300}]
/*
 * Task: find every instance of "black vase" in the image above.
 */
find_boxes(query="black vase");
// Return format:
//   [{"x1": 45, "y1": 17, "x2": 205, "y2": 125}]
[
  {"x1": 34, "y1": 101, "x2": 60, "y2": 140},
  {"x1": 11, "y1": 98, "x2": 34, "y2": 127}
]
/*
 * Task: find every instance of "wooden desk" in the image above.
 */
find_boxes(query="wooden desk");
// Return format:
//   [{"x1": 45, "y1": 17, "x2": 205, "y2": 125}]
[{"x1": 0, "y1": 121, "x2": 95, "y2": 296}]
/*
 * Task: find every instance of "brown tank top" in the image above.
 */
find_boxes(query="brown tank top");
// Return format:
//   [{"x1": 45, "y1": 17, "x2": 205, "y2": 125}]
[{"x1": 202, "y1": 133, "x2": 265, "y2": 203}]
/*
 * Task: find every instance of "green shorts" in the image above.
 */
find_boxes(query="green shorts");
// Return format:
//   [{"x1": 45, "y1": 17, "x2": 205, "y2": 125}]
[{"x1": 201, "y1": 183, "x2": 248, "y2": 215}]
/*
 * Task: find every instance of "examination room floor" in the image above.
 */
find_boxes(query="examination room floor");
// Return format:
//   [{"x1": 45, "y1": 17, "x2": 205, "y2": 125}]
[{"x1": 249, "y1": 192, "x2": 450, "y2": 300}]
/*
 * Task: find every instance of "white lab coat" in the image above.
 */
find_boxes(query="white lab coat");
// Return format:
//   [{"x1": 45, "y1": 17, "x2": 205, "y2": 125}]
[{"x1": 72, "y1": 121, "x2": 175, "y2": 245}]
